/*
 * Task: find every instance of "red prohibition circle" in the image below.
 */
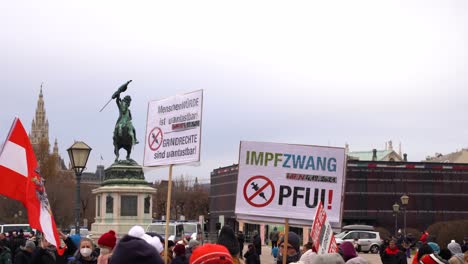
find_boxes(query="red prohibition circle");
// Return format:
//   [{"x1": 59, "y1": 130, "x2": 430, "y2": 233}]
[
  {"x1": 243, "y1": 175, "x2": 275, "y2": 208},
  {"x1": 148, "y1": 127, "x2": 163, "y2": 151}
]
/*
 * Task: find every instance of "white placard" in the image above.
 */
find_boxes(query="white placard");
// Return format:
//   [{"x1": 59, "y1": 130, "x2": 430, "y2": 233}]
[
  {"x1": 235, "y1": 141, "x2": 346, "y2": 226},
  {"x1": 144, "y1": 90, "x2": 203, "y2": 166}
]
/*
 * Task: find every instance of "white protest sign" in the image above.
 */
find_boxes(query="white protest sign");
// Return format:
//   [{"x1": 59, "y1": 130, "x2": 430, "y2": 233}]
[
  {"x1": 143, "y1": 90, "x2": 203, "y2": 166},
  {"x1": 310, "y1": 201, "x2": 338, "y2": 254},
  {"x1": 235, "y1": 141, "x2": 346, "y2": 226}
]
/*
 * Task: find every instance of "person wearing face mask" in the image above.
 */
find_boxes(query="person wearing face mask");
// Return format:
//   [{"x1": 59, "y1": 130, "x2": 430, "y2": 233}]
[
  {"x1": 67, "y1": 238, "x2": 97, "y2": 264},
  {"x1": 97, "y1": 231, "x2": 117, "y2": 264},
  {"x1": 276, "y1": 232, "x2": 301, "y2": 264}
]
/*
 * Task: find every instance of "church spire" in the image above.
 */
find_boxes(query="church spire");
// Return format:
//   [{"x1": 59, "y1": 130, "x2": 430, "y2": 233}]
[
  {"x1": 31, "y1": 84, "x2": 49, "y2": 150},
  {"x1": 53, "y1": 138, "x2": 59, "y2": 156}
]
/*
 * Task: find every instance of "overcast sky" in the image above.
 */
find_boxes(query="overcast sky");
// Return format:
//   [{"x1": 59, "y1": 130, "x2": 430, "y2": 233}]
[{"x1": 2, "y1": 1, "x2": 468, "y2": 183}]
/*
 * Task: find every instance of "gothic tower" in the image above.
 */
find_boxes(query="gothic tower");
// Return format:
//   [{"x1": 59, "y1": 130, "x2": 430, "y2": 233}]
[{"x1": 30, "y1": 85, "x2": 50, "y2": 153}]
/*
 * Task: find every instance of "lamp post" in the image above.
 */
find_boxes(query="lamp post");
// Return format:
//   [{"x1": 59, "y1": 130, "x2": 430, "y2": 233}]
[
  {"x1": 400, "y1": 194, "x2": 409, "y2": 238},
  {"x1": 392, "y1": 202, "x2": 400, "y2": 237},
  {"x1": 67, "y1": 141, "x2": 92, "y2": 236}
]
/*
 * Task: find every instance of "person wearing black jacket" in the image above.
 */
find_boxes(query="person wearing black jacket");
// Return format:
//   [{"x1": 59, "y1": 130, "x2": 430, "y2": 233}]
[
  {"x1": 253, "y1": 231, "x2": 261, "y2": 256},
  {"x1": 380, "y1": 239, "x2": 407, "y2": 264},
  {"x1": 14, "y1": 240, "x2": 35, "y2": 264},
  {"x1": 244, "y1": 244, "x2": 260, "y2": 264},
  {"x1": 11, "y1": 231, "x2": 26, "y2": 260},
  {"x1": 30, "y1": 239, "x2": 58, "y2": 264},
  {"x1": 237, "y1": 231, "x2": 245, "y2": 258}
]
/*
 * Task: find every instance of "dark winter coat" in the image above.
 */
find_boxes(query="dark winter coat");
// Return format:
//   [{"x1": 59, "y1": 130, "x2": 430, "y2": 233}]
[
  {"x1": 380, "y1": 246, "x2": 407, "y2": 264},
  {"x1": 13, "y1": 249, "x2": 32, "y2": 264},
  {"x1": 30, "y1": 247, "x2": 58, "y2": 264},
  {"x1": 11, "y1": 236, "x2": 26, "y2": 257},
  {"x1": 67, "y1": 251, "x2": 98, "y2": 264},
  {"x1": 253, "y1": 235, "x2": 261, "y2": 256},
  {"x1": 244, "y1": 250, "x2": 260, "y2": 264},
  {"x1": 109, "y1": 235, "x2": 164, "y2": 264},
  {"x1": 170, "y1": 255, "x2": 188, "y2": 264},
  {"x1": 0, "y1": 246, "x2": 12, "y2": 264}
]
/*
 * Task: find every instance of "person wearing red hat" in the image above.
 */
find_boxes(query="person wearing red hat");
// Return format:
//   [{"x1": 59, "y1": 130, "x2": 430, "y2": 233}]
[
  {"x1": 97, "y1": 230, "x2": 117, "y2": 264},
  {"x1": 190, "y1": 244, "x2": 233, "y2": 264}
]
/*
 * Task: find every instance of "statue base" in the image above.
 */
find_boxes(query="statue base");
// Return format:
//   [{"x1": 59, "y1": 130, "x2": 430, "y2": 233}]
[
  {"x1": 91, "y1": 164, "x2": 156, "y2": 237},
  {"x1": 101, "y1": 163, "x2": 148, "y2": 186}
]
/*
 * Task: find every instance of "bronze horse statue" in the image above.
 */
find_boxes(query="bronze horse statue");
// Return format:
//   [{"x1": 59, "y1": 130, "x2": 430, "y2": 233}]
[{"x1": 111, "y1": 80, "x2": 139, "y2": 163}]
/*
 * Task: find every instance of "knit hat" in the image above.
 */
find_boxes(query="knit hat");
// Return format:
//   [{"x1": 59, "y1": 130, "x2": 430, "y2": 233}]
[
  {"x1": 345, "y1": 256, "x2": 370, "y2": 264},
  {"x1": 217, "y1": 225, "x2": 240, "y2": 256},
  {"x1": 173, "y1": 243, "x2": 186, "y2": 256},
  {"x1": 98, "y1": 230, "x2": 117, "y2": 249},
  {"x1": 278, "y1": 232, "x2": 301, "y2": 253},
  {"x1": 339, "y1": 241, "x2": 358, "y2": 261},
  {"x1": 428, "y1": 242, "x2": 440, "y2": 254},
  {"x1": 21, "y1": 240, "x2": 36, "y2": 251},
  {"x1": 190, "y1": 244, "x2": 233, "y2": 264},
  {"x1": 419, "y1": 253, "x2": 447, "y2": 264},
  {"x1": 299, "y1": 249, "x2": 318, "y2": 264},
  {"x1": 109, "y1": 235, "x2": 163, "y2": 264},
  {"x1": 447, "y1": 241, "x2": 462, "y2": 255},
  {"x1": 312, "y1": 253, "x2": 345, "y2": 264},
  {"x1": 127, "y1": 225, "x2": 164, "y2": 253}
]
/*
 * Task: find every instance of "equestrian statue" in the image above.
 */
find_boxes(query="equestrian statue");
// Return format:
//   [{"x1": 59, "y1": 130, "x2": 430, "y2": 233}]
[{"x1": 111, "y1": 80, "x2": 139, "y2": 163}]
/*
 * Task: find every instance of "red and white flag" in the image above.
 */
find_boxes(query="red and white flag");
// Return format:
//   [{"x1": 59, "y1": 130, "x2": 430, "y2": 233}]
[
  {"x1": 0, "y1": 118, "x2": 62, "y2": 249},
  {"x1": 310, "y1": 201, "x2": 338, "y2": 254}
]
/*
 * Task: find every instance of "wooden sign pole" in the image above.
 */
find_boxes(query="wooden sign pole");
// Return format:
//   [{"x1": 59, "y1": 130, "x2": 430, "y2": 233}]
[
  {"x1": 282, "y1": 218, "x2": 289, "y2": 264},
  {"x1": 163, "y1": 164, "x2": 174, "y2": 264}
]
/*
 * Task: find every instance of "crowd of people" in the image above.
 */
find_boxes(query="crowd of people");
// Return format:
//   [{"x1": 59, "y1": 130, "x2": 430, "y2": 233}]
[{"x1": 0, "y1": 227, "x2": 467, "y2": 264}]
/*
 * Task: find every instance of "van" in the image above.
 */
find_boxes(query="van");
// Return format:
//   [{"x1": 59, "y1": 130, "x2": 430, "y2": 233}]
[
  {"x1": 0, "y1": 224, "x2": 34, "y2": 237},
  {"x1": 178, "y1": 221, "x2": 203, "y2": 242},
  {"x1": 146, "y1": 222, "x2": 184, "y2": 242}
]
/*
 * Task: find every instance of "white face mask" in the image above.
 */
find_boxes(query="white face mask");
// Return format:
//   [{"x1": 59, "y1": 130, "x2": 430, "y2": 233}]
[
  {"x1": 80, "y1": 248, "x2": 92, "y2": 257},
  {"x1": 100, "y1": 248, "x2": 110, "y2": 255}
]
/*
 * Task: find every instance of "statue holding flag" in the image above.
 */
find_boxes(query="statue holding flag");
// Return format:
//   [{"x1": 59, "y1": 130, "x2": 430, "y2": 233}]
[{"x1": 111, "y1": 80, "x2": 139, "y2": 163}]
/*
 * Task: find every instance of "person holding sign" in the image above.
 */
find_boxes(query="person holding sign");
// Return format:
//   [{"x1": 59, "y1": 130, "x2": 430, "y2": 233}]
[{"x1": 276, "y1": 232, "x2": 301, "y2": 264}]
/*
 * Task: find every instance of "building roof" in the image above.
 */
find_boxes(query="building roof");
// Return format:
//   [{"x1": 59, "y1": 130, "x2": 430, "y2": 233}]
[
  {"x1": 348, "y1": 150, "x2": 394, "y2": 161},
  {"x1": 425, "y1": 149, "x2": 468, "y2": 163}
]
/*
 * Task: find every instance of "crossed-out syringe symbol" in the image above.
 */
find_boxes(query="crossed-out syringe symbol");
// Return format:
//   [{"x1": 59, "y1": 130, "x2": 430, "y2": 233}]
[{"x1": 251, "y1": 182, "x2": 267, "y2": 201}]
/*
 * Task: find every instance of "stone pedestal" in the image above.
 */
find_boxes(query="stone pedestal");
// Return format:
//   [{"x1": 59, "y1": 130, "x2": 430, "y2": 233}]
[{"x1": 91, "y1": 164, "x2": 156, "y2": 237}]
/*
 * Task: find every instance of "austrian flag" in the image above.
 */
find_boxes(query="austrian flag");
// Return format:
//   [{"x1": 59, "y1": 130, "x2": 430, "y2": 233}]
[{"x1": 0, "y1": 118, "x2": 61, "y2": 249}]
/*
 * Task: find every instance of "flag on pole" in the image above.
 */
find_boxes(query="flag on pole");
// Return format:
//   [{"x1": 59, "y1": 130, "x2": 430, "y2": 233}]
[{"x1": 0, "y1": 118, "x2": 62, "y2": 251}]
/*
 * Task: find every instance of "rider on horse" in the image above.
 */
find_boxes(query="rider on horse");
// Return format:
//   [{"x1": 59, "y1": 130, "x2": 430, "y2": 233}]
[{"x1": 112, "y1": 81, "x2": 138, "y2": 161}]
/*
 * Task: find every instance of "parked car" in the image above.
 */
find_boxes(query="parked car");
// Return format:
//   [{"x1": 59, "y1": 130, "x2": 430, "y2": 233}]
[
  {"x1": 146, "y1": 222, "x2": 184, "y2": 242},
  {"x1": 335, "y1": 230, "x2": 383, "y2": 253}
]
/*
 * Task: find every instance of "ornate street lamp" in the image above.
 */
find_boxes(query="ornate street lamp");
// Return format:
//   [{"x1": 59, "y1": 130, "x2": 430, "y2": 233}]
[
  {"x1": 392, "y1": 203, "x2": 400, "y2": 236},
  {"x1": 400, "y1": 194, "x2": 409, "y2": 237},
  {"x1": 67, "y1": 141, "x2": 92, "y2": 236}
]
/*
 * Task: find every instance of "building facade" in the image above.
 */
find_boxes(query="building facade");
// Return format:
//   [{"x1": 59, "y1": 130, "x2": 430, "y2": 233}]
[
  {"x1": 209, "y1": 159, "x2": 468, "y2": 239},
  {"x1": 209, "y1": 164, "x2": 239, "y2": 238},
  {"x1": 344, "y1": 160, "x2": 468, "y2": 231}
]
